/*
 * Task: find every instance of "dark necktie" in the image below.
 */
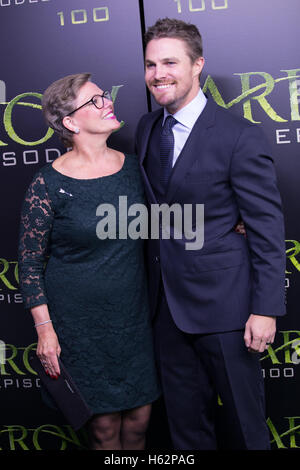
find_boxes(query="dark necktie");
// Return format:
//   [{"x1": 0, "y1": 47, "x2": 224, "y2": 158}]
[{"x1": 159, "y1": 115, "x2": 177, "y2": 189}]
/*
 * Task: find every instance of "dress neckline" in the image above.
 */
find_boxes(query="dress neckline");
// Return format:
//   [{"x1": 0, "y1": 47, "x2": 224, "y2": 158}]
[{"x1": 50, "y1": 153, "x2": 127, "y2": 181}]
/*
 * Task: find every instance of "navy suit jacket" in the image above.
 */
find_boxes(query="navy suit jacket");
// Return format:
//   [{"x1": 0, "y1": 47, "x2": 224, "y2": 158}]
[{"x1": 135, "y1": 97, "x2": 286, "y2": 334}]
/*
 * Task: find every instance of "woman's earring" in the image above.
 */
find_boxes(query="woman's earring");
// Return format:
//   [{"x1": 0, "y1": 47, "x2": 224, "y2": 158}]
[{"x1": 74, "y1": 128, "x2": 80, "y2": 134}]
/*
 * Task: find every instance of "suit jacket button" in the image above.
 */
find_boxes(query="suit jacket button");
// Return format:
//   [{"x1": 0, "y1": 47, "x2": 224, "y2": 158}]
[{"x1": 155, "y1": 256, "x2": 160, "y2": 263}]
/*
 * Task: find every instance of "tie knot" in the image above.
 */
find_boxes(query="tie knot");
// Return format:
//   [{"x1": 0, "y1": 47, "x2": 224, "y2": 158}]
[{"x1": 162, "y1": 115, "x2": 177, "y2": 135}]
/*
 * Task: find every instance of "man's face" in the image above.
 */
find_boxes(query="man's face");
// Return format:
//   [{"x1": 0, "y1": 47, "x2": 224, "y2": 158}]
[{"x1": 145, "y1": 37, "x2": 204, "y2": 114}]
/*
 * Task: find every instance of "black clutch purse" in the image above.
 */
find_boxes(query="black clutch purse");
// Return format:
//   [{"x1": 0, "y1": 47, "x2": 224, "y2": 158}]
[{"x1": 29, "y1": 354, "x2": 93, "y2": 430}]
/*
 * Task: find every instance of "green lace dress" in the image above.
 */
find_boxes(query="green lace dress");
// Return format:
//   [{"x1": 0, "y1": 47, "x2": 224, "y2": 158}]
[{"x1": 18, "y1": 154, "x2": 160, "y2": 414}]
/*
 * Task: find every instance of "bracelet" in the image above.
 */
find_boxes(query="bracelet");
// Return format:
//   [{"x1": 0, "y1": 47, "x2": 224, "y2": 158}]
[{"x1": 34, "y1": 319, "x2": 52, "y2": 328}]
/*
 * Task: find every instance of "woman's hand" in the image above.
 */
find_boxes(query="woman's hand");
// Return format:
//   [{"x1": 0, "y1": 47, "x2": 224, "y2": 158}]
[
  {"x1": 31, "y1": 304, "x2": 61, "y2": 379},
  {"x1": 36, "y1": 323, "x2": 61, "y2": 379}
]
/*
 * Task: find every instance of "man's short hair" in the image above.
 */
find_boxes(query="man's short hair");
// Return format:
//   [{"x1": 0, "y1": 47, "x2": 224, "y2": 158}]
[{"x1": 144, "y1": 17, "x2": 203, "y2": 63}]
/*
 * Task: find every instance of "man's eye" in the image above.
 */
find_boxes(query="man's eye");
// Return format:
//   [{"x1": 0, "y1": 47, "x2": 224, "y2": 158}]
[{"x1": 146, "y1": 63, "x2": 155, "y2": 68}]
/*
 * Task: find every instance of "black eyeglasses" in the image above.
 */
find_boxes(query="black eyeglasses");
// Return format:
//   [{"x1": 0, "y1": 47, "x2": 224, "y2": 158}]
[{"x1": 67, "y1": 91, "x2": 113, "y2": 116}]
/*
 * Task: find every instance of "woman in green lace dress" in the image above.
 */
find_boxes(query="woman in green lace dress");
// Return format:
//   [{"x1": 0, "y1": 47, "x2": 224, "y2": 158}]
[{"x1": 18, "y1": 74, "x2": 160, "y2": 450}]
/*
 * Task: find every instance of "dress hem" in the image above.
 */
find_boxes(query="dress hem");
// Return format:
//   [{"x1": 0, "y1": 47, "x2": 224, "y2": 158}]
[{"x1": 88, "y1": 391, "x2": 162, "y2": 416}]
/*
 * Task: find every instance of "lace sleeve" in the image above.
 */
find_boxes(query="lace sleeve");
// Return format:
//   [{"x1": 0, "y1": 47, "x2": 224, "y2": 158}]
[{"x1": 18, "y1": 172, "x2": 54, "y2": 309}]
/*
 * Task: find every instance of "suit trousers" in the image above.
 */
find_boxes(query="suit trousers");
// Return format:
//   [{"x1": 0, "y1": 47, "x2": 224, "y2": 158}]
[{"x1": 153, "y1": 287, "x2": 271, "y2": 450}]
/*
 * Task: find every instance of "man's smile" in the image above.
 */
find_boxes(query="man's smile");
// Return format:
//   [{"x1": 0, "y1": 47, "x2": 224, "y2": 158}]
[{"x1": 153, "y1": 82, "x2": 176, "y2": 91}]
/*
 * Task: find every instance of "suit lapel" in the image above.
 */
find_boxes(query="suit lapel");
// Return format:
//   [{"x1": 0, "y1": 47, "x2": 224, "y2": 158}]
[
  {"x1": 165, "y1": 98, "x2": 217, "y2": 203},
  {"x1": 139, "y1": 109, "x2": 163, "y2": 204},
  {"x1": 138, "y1": 98, "x2": 217, "y2": 205},
  {"x1": 139, "y1": 109, "x2": 163, "y2": 166}
]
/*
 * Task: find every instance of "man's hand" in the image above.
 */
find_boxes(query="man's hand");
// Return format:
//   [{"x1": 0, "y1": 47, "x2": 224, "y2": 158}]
[{"x1": 244, "y1": 314, "x2": 276, "y2": 353}]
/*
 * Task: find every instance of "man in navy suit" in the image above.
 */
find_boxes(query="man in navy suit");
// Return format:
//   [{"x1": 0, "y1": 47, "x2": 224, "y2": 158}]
[{"x1": 135, "y1": 18, "x2": 286, "y2": 450}]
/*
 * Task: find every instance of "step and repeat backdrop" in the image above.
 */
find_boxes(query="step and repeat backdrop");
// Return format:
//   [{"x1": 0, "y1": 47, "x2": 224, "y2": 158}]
[{"x1": 0, "y1": 0, "x2": 299, "y2": 450}]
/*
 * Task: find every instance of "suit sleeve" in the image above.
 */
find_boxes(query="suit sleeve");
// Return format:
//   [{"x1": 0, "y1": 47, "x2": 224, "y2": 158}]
[{"x1": 230, "y1": 124, "x2": 286, "y2": 317}]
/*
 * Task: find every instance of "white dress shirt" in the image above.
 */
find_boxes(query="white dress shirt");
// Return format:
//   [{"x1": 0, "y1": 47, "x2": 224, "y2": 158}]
[{"x1": 162, "y1": 88, "x2": 207, "y2": 167}]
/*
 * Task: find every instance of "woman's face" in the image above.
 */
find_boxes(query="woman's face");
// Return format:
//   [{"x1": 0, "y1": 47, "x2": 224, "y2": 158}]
[{"x1": 70, "y1": 81, "x2": 120, "y2": 136}]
